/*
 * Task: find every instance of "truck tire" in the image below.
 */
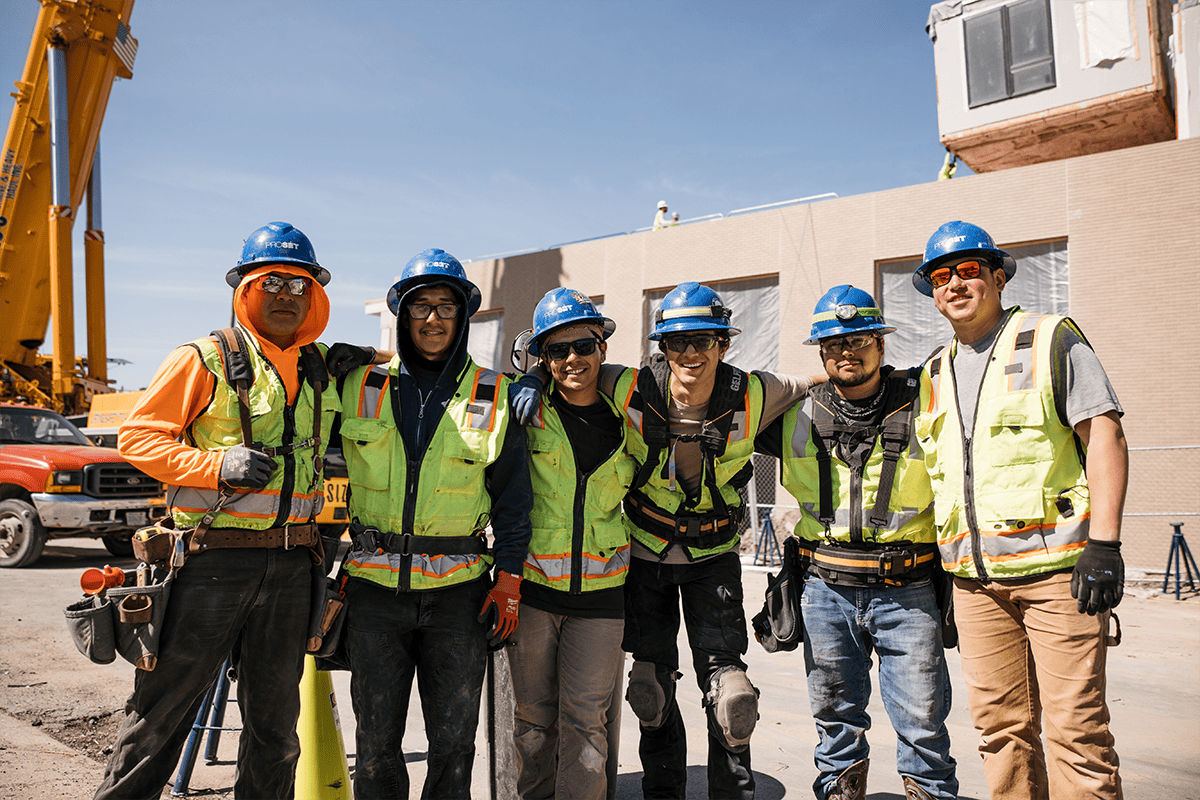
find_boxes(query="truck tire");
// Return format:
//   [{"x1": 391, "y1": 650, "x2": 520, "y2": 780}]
[
  {"x1": 0, "y1": 499, "x2": 48, "y2": 568},
  {"x1": 102, "y1": 532, "x2": 135, "y2": 558}
]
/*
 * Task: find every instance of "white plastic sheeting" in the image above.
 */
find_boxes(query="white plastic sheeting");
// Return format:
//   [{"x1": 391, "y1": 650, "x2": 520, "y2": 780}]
[
  {"x1": 1075, "y1": 0, "x2": 1137, "y2": 68},
  {"x1": 879, "y1": 239, "x2": 1069, "y2": 369},
  {"x1": 642, "y1": 276, "x2": 780, "y2": 372},
  {"x1": 467, "y1": 310, "x2": 505, "y2": 372}
]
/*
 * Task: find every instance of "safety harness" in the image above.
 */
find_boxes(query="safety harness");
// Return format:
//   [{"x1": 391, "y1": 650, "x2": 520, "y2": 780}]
[
  {"x1": 623, "y1": 358, "x2": 754, "y2": 552},
  {"x1": 798, "y1": 367, "x2": 935, "y2": 585}
]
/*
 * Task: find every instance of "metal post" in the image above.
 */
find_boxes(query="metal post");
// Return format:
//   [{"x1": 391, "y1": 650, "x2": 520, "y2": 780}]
[
  {"x1": 46, "y1": 44, "x2": 76, "y2": 405},
  {"x1": 85, "y1": 145, "x2": 108, "y2": 384}
]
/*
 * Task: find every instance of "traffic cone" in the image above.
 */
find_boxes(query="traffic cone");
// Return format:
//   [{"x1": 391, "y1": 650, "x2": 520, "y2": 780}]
[{"x1": 296, "y1": 655, "x2": 352, "y2": 799}]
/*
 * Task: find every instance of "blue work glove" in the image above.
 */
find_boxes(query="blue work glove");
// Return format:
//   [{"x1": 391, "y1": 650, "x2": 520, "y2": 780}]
[
  {"x1": 219, "y1": 444, "x2": 276, "y2": 490},
  {"x1": 1070, "y1": 538, "x2": 1124, "y2": 615},
  {"x1": 508, "y1": 373, "x2": 544, "y2": 427},
  {"x1": 325, "y1": 343, "x2": 376, "y2": 378}
]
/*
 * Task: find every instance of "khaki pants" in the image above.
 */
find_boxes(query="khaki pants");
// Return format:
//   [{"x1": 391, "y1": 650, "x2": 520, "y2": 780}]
[
  {"x1": 509, "y1": 607, "x2": 625, "y2": 799},
  {"x1": 954, "y1": 571, "x2": 1122, "y2": 800}
]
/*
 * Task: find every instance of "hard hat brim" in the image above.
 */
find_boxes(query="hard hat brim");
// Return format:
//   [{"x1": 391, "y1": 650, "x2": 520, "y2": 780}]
[
  {"x1": 646, "y1": 320, "x2": 741, "y2": 340},
  {"x1": 386, "y1": 275, "x2": 482, "y2": 317},
  {"x1": 527, "y1": 317, "x2": 616, "y2": 356},
  {"x1": 226, "y1": 262, "x2": 331, "y2": 289}
]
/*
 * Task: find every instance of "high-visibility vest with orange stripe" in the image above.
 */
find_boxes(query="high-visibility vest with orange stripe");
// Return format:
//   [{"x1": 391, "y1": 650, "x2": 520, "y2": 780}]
[
  {"x1": 172, "y1": 334, "x2": 337, "y2": 530},
  {"x1": 524, "y1": 389, "x2": 635, "y2": 593},
  {"x1": 614, "y1": 367, "x2": 764, "y2": 559},
  {"x1": 779, "y1": 389, "x2": 935, "y2": 546},
  {"x1": 916, "y1": 310, "x2": 1091, "y2": 579},
  {"x1": 339, "y1": 356, "x2": 509, "y2": 591}
]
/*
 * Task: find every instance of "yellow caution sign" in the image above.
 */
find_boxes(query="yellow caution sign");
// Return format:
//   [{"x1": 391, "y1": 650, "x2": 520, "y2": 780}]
[{"x1": 296, "y1": 655, "x2": 352, "y2": 799}]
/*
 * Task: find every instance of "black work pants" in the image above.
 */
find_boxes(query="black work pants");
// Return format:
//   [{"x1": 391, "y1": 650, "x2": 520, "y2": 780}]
[
  {"x1": 345, "y1": 576, "x2": 489, "y2": 800},
  {"x1": 623, "y1": 550, "x2": 755, "y2": 800},
  {"x1": 94, "y1": 546, "x2": 313, "y2": 800}
]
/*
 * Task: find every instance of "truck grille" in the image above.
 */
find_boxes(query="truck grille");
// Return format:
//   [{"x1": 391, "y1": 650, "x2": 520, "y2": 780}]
[{"x1": 83, "y1": 463, "x2": 162, "y2": 498}]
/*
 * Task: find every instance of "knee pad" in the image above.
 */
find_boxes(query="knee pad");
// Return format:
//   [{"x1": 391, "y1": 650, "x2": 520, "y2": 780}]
[
  {"x1": 704, "y1": 666, "x2": 759, "y2": 753},
  {"x1": 625, "y1": 661, "x2": 678, "y2": 730}
]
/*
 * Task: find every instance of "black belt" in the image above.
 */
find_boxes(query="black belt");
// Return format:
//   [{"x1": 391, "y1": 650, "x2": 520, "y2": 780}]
[
  {"x1": 623, "y1": 492, "x2": 742, "y2": 551},
  {"x1": 352, "y1": 526, "x2": 488, "y2": 557},
  {"x1": 792, "y1": 540, "x2": 938, "y2": 586}
]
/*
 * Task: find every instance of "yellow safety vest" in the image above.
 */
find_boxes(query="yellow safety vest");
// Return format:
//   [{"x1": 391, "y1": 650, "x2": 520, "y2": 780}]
[
  {"x1": 339, "y1": 356, "x2": 510, "y2": 591},
  {"x1": 615, "y1": 367, "x2": 764, "y2": 559},
  {"x1": 172, "y1": 334, "x2": 337, "y2": 530},
  {"x1": 780, "y1": 383, "x2": 935, "y2": 545},
  {"x1": 916, "y1": 310, "x2": 1091, "y2": 579},
  {"x1": 524, "y1": 390, "x2": 635, "y2": 593}
]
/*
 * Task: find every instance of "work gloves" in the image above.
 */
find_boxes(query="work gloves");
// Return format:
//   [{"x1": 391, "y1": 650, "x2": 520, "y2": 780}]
[
  {"x1": 478, "y1": 570, "x2": 522, "y2": 648},
  {"x1": 218, "y1": 444, "x2": 276, "y2": 491},
  {"x1": 1070, "y1": 537, "x2": 1124, "y2": 615},
  {"x1": 325, "y1": 343, "x2": 376, "y2": 378},
  {"x1": 508, "y1": 373, "x2": 544, "y2": 426}
]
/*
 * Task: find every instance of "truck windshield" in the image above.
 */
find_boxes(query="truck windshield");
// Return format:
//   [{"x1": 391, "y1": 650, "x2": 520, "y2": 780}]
[{"x1": 0, "y1": 407, "x2": 92, "y2": 446}]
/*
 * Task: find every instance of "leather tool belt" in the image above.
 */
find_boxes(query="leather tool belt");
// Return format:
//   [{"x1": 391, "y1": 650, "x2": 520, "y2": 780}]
[
  {"x1": 623, "y1": 492, "x2": 743, "y2": 551},
  {"x1": 191, "y1": 522, "x2": 319, "y2": 552},
  {"x1": 351, "y1": 525, "x2": 489, "y2": 557},
  {"x1": 792, "y1": 540, "x2": 938, "y2": 586}
]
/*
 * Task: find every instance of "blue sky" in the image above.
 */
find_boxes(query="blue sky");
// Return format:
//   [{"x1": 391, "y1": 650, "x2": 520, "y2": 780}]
[{"x1": 2, "y1": 0, "x2": 956, "y2": 391}]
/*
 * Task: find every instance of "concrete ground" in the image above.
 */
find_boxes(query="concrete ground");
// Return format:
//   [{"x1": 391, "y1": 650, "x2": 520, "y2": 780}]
[{"x1": 1, "y1": 536, "x2": 1198, "y2": 799}]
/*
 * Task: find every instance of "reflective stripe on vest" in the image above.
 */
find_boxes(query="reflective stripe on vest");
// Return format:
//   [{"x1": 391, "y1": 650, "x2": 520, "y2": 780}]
[
  {"x1": 780, "y1": 395, "x2": 934, "y2": 545},
  {"x1": 524, "y1": 390, "x2": 634, "y2": 593},
  {"x1": 917, "y1": 311, "x2": 1091, "y2": 579},
  {"x1": 172, "y1": 335, "x2": 334, "y2": 529},
  {"x1": 615, "y1": 367, "x2": 764, "y2": 558},
  {"x1": 340, "y1": 356, "x2": 508, "y2": 590}
]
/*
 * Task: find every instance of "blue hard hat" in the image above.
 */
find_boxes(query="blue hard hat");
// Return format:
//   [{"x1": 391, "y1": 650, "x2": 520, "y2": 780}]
[
  {"x1": 804, "y1": 285, "x2": 895, "y2": 345},
  {"x1": 912, "y1": 220, "x2": 1017, "y2": 297},
  {"x1": 226, "y1": 221, "x2": 330, "y2": 288},
  {"x1": 648, "y1": 282, "x2": 740, "y2": 340},
  {"x1": 386, "y1": 248, "x2": 482, "y2": 318},
  {"x1": 527, "y1": 288, "x2": 615, "y2": 357}
]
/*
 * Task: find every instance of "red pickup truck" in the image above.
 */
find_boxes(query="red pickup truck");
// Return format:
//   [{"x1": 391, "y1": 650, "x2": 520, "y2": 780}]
[{"x1": 0, "y1": 403, "x2": 167, "y2": 567}]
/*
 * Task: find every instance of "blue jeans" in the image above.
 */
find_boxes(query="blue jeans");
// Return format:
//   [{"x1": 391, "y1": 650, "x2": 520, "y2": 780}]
[
  {"x1": 800, "y1": 575, "x2": 958, "y2": 799},
  {"x1": 345, "y1": 576, "x2": 489, "y2": 800}
]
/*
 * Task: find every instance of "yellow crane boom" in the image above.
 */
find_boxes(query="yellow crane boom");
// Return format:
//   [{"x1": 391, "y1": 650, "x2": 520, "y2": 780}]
[{"x1": 0, "y1": 0, "x2": 137, "y2": 413}]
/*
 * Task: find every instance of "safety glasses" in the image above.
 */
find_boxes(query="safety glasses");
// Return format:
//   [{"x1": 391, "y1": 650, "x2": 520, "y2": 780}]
[
  {"x1": 662, "y1": 334, "x2": 722, "y2": 353},
  {"x1": 406, "y1": 302, "x2": 460, "y2": 320},
  {"x1": 260, "y1": 275, "x2": 310, "y2": 296},
  {"x1": 543, "y1": 337, "x2": 600, "y2": 360},
  {"x1": 819, "y1": 334, "x2": 877, "y2": 356},
  {"x1": 927, "y1": 260, "x2": 986, "y2": 289}
]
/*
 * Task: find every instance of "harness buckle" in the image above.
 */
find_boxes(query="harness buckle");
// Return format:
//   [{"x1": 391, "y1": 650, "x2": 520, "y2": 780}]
[
  {"x1": 354, "y1": 526, "x2": 380, "y2": 553},
  {"x1": 877, "y1": 550, "x2": 914, "y2": 576}
]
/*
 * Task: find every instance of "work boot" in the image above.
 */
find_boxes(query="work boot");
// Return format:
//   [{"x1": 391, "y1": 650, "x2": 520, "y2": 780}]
[
  {"x1": 902, "y1": 776, "x2": 935, "y2": 800},
  {"x1": 706, "y1": 666, "x2": 759, "y2": 751},
  {"x1": 826, "y1": 758, "x2": 868, "y2": 800}
]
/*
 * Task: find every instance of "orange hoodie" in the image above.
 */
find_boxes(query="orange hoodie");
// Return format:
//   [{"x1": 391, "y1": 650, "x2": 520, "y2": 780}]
[{"x1": 118, "y1": 265, "x2": 330, "y2": 490}]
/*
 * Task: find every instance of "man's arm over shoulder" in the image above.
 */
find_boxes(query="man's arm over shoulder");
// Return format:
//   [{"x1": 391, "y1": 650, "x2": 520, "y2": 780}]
[
  {"x1": 118, "y1": 345, "x2": 223, "y2": 490},
  {"x1": 484, "y1": 416, "x2": 533, "y2": 575},
  {"x1": 756, "y1": 371, "x2": 821, "y2": 430}
]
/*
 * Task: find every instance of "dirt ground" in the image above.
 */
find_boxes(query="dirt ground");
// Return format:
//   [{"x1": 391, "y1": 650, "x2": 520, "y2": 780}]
[{"x1": 2, "y1": 536, "x2": 1199, "y2": 800}]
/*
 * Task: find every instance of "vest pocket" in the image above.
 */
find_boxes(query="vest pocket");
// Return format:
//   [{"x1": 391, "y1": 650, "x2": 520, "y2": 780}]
[
  {"x1": 979, "y1": 393, "x2": 1052, "y2": 466},
  {"x1": 434, "y1": 430, "x2": 493, "y2": 496},
  {"x1": 340, "y1": 417, "x2": 393, "y2": 491}
]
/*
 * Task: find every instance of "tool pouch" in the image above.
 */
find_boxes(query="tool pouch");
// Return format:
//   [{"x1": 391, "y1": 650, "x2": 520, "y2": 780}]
[
  {"x1": 933, "y1": 567, "x2": 957, "y2": 649},
  {"x1": 311, "y1": 541, "x2": 351, "y2": 672},
  {"x1": 63, "y1": 565, "x2": 175, "y2": 672},
  {"x1": 132, "y1": 517, "x2": 188, "y2": 566},
  {"x1": 752, "y1": 537, "x2": 804, "y2": 653}
]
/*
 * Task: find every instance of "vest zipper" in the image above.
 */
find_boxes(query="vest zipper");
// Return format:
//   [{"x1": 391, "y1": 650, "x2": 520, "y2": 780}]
[
  {"x1": 949, "y1": 347, "x2": 992, "y2": 581},
  {"x1": 566, "y1": 404, "x2": 623, "y2": 596},
  {"x1": 849, "y1": 461, "x2": 864, "y2": 543}
]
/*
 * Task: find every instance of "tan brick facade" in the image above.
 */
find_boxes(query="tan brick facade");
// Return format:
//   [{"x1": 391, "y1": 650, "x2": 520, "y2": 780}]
[{"x1": 459, "y1": 138, "x2": 1200, "y2": 569}]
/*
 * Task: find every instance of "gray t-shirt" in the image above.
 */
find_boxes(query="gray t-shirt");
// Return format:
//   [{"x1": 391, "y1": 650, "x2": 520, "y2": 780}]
[{"x1": 952, "y1": 310, "x2": 1122, "y2": 434}]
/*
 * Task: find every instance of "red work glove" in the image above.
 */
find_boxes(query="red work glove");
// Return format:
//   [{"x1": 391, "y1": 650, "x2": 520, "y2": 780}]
[{"x1": 477, "y1": 570, "x2": 522, "y2": 647}]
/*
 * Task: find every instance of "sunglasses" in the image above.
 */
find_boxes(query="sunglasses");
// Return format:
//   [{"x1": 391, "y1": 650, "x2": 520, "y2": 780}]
[
  {"x1": 819, "y1": 334, "x2": 877, "y2": 356},
  {"x1": 662, "y1": 334, "x2": 722, "y2": 353},
  {"x1": 927, "y1": 260, "x2": 987, "y2": 289},
  {"x1": 260, "y1": 275, "x2": 310, "y2": 296},
  {"x1": 543, "y1": 337, "x2": 600, "y2": 361},
  {"x1": 406, "y1": 302, "x2": 460, "y2": 320}
]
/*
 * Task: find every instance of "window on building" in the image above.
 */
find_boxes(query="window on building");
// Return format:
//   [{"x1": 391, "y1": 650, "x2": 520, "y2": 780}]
[
  {"x1": 468, "y1": 309, "x2": 505, "y2": 371},
  {"x1": 642, "y1": 276, "x2": 780, "y2": 372},
  {"x1": 877, "y1": 238, "x2": 1068, "y2": 368},
  {"x1": 965, "y1": 0, "x2": 1056, "y2": 108}
]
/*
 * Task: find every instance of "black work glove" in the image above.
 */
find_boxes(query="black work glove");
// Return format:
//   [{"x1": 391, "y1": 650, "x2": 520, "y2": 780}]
[
  {"x1": 325, "y1": 343, "x2": 376, "y2": 378},
  {"x1": 219, "y1": 444, "x2": 277, "y2": 490},
  {"x1": 508, "y1": 373, "x2": 544, "y2": 427},
  {"x1": 1070, "y1": 538, "x2": 1124, "y2": 615}
]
